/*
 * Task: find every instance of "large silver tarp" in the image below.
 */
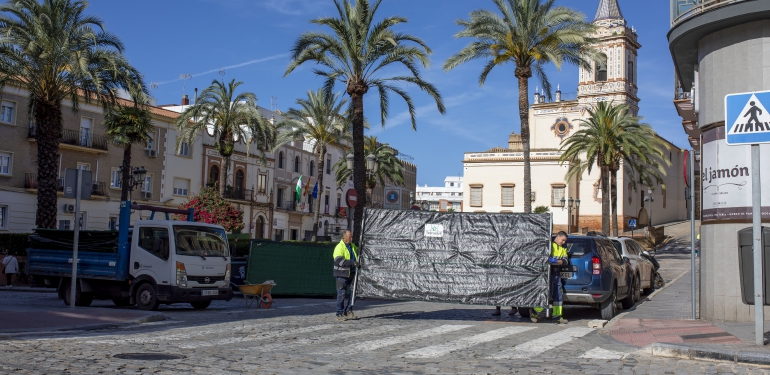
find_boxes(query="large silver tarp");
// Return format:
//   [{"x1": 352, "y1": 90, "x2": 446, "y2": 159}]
[{"x1": 356, "y1": 209, "x2": 551, "y2": 307}]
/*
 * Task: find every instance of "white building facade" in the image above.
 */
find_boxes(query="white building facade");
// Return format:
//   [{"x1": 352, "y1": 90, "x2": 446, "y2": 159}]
[{"x1": 415, "y1": 176, "x2": 463, "y2": 212}]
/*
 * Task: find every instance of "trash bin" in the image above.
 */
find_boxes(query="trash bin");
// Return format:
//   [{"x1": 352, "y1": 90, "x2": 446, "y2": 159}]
[{"x1": 737, "y1": 227, "x2": 770, "y2": 305}]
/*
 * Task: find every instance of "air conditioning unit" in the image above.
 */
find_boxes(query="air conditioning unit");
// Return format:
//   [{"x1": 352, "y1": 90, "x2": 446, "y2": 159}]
[
  {"x1": 141, "y1": 191, "x2": 152, "y2": 200},
  {"x1": 63, "y1": 204, "x2": 75, "y2": 213},
  {"x1": 146, "y1": 149, "x2": 157, "y2": 158}
]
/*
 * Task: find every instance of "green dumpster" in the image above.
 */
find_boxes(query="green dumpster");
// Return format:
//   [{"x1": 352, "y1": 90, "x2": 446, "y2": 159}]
[{"x1": 245, "y1": 239, "x2": 337, "y2": 296}]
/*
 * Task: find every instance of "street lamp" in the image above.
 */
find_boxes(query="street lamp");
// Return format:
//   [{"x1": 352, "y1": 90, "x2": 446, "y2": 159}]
[
  {"x1": 560, "y1": 196, "x2": 580, "y2": 233},
  {"x1": 644, "y1": 188, "x2": 655, "y2": 234},
  {"x1": 118, "y1": 165, "x2": 147, "y2": 201},
  {"x1": 346, "y1": 152, "x2": 354, "y2": 171},
  {"x1": 347, "y1": 152, "x2": 379, "y2": 207}
]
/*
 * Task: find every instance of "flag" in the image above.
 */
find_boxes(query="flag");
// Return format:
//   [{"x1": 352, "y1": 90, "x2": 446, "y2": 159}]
[
  {"x1": 302, "y1": 177, "x2": 312, "y2": 197},
  {"x1": 312, "y1": 180, "x2": 318, "y2": 199},
  {"x1": 295, "y1": 175, "x2": 302, "y2": 202}
]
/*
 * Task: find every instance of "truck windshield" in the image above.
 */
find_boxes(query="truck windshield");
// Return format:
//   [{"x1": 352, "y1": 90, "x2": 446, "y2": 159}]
[{"x1": 174, "y1": 226, "x2": 229, "y2": 258}]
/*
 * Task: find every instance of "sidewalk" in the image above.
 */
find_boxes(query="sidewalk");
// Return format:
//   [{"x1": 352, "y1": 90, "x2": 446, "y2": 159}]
[
  {"x1": 0, "y1": 287, "x2": 164, "y2": 335},
  {"x1": 604, "y1": 221, "x2": 770, "y2": 365}
]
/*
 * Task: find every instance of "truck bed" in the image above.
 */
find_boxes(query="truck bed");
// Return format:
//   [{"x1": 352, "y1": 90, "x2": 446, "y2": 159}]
[{"x1": 27, "y1": 248, "x2": 123, "y2": 280}]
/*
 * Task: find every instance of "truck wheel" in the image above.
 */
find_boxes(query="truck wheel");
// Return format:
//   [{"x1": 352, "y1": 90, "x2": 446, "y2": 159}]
[
  {"x1": 136, "y1": 283, "x2": 160, "y2": 311},
  {"x1": 600, "y1": 286, "x2": 617, "y2": 320},
  {"x1": 190, "y1": 301, "x2": 211, "y2": 310},
  {"x1": 621, "y1": 277, "x2": 638, "y2": 310},
  {"x1": 112, "y1": 297, "x2": 132, "y2": 307},
  {"x1": 63, "y1": 284, "x2": 93, "y2": 307}
]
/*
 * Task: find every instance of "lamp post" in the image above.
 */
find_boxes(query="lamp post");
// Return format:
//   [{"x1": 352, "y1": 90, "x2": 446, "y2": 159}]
[
  {"x1": 347, "y1": 152, "x2": 379, "y2": 207},
  {"x1": 118, "y1": 165, "x2": 147, "y2": 202},
  {"x1": 644, "y1": 188, "x2": 655, "y2": 236},
  {"x1": 560, "y1": 196, "x2": 580, "y2": 233}
]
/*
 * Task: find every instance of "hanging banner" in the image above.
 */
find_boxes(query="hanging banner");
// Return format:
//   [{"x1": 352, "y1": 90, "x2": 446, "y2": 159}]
[{"x1": 357, "y1": 209, "x2": 551, "y2": 307}]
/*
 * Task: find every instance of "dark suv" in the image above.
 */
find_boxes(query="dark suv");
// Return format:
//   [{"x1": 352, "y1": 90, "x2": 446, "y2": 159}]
[{"x1": 559, "y1": 235, "x2": 634, "y2": 320}]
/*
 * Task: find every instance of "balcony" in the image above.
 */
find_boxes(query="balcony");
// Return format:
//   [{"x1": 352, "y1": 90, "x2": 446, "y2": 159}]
[
  {"x1": 671, "y1": 0, "x2": 750, "y2": 26},
  {"x1": 277, "y1": 200, "x2": 297, "y2": 211},
  {"x1": 28, "y1": 126, "x2": 109, "y2": 153},
  {"x1": 223, "y1": 187, "x2": 252, "y2": 201},
  {"x1": 24, "y1": 173, "x2": 107, "y2": 197}
]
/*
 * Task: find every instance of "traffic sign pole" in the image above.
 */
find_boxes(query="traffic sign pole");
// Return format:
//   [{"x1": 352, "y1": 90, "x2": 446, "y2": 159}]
[
  {"x1": 70, "y1": 169, "x2": 82, "y2": 308},
  {"x1": 690, "y1": 150, "x2": 696, "y2": 320},
  {"x1": 751, "y1": 144, "x2": 763, "y2": 345}
]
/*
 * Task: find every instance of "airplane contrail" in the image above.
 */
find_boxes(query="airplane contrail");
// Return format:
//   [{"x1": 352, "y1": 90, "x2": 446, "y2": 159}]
[{"x1": 154, "y1": 53, "x2": 290, "y2": 85}]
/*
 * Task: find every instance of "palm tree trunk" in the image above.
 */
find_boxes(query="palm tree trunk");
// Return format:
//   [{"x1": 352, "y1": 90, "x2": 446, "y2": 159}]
[
  {"x1": 220, "y1": 156, "x2": 230, "y2": 197},
  {"x1": 516, "y1": 70, "x2": 533, "y2": 213},
  {"x1": 350, "y1": 93, "x2": 367, "y2": 245},
  {"x1": 120, "y1": 145, "x2": 132, "y2": 201},
  {"x1": 311, "y1": 149, "x2": 325, "y2": 241},
  {"x1": 34, "y1": 99, "x2": 63, "y2": 229},
  {"x1": 611, "y1": 167, "x2": 619, "y2": 237},
  {"x1": 601, "y1": 167, "x2": 611, "y2": 235}
]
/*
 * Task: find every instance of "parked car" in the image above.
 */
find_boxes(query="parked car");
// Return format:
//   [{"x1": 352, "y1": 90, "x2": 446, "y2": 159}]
[
  {"x1": 559, "y1": 234, "x2": 635, "y2": 320},
  {"x1": 610, "y1": 237, "x2": 656, "y2": 297}
]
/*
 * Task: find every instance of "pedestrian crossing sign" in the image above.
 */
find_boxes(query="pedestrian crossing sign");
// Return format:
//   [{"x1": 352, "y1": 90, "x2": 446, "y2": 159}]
[{"x1": 726, "y1": 90, "x2": 770, "y2": 145}]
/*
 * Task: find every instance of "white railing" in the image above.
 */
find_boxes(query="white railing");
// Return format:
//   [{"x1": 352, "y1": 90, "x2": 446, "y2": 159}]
[{"x1": 671, "y1": 0, "x2": 748, "y2": 26}]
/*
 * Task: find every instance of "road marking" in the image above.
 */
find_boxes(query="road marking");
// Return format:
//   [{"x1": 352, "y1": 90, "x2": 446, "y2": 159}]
[
  {"x1": 579, "y1": 347, "x2": 627, "y2": 360},
  {"x1": 318, "y1": 324, "x2": 473, "y2": 355},
  {"x1": 240, "y1": 325, "x2": 400, "y2": 352},
  {"x1": 402, "y1": 326, "x2": 536, "y2": 358},
  {"x1": 77, "y1": 321, "x2": 283, "y2": 345},
  {"x1": 177, "y1": 324, "x2": 336, "y2": 349},
  {"x1": 276, "y1": 302, "x2": 336, "y2": 309},
  {"x1": 489, "y1": 327, "x2": 594, "y2": 359}
]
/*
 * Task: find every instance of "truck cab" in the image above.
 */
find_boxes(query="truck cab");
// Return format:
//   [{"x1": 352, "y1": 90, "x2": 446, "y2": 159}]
[{"x1": 130, "y1": 220, "x2": 233, "y2": 310}]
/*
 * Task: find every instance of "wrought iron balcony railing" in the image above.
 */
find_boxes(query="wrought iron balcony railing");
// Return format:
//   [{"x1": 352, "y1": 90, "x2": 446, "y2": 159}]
[
  {"x1": 29, "y1": 126, "x2": 109, "y2": 151},
  {"x1": 671, "y1": 0, "x2": 749, "y2": 26}
]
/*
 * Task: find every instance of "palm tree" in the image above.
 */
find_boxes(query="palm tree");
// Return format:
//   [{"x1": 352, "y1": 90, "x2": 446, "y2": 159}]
[
  {"x1": 0, "y1": 0, "x2": 145, "y2": 228},
  {"x1": 277, "y1": 89, "x2": 351, "y2": 241},
  {"x1": 285, "y1": 0, "x2": 445, "y2": 243},
  {"x1": 444, "y1": 0, "x2": 596, "y2": 213},
  {"x1": 175, "y1": 79, "x2": 273, "y2": 196},
  {"x1": 104, "y1": 93, "x2": 154, "y2": 202},
  {"x1": 559, "y1": 102, "x2": 669, "y2": 236},
  {"x1": 332, "y1": 135, "x2": 404, "y2": 207}
]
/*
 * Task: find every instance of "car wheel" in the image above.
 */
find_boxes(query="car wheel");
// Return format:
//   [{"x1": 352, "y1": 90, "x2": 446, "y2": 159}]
[
  {"x1": 190, "y1": 301, "x2": 211, "y2": 310},
  {"x1": 136, "y1": 283, "x2": 160, "y2": 311},
  {"x1": 621, "y1": 277, "x2": 638, "y2": 309},
  {"x1": 600, "y1": 286, "x2": 616, "y2": 320},
  {"x1": 642, "y1": 270, "x2": 655, "y2": 295}
]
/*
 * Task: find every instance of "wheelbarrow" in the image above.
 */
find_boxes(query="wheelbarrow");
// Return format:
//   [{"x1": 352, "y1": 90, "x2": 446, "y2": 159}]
[{"x1": 236, "y1": 282, "x2": 275, "y2": 309}]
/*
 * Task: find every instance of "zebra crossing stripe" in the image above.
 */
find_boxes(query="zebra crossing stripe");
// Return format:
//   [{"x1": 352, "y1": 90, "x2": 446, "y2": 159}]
[
  {"x1": 579, "y1": 347, "x2": 627, "y2": 360},
  {"x1": 401, "y1": 326, "x2": 536, "y2": 358},
  {"x1": 489, "y1": 327, "x2": 594, "y2": 359},
  {"x1": 177, "y1": 324, "x2": 337, "y2": 349},
  {"x1": 319, "y1": 324, "x2": 473, "y2": 355},
  {"x1": 242, "y1": 325, "x2": 400, "y2": 352},
  {"x1": 69, "y1": 322, "x2": 283, "y2": 345}
]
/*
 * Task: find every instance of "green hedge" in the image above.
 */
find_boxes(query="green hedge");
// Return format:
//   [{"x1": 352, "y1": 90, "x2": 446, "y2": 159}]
[{"x1": 0, "y1": 233, "x2": 31, "y2": 255}]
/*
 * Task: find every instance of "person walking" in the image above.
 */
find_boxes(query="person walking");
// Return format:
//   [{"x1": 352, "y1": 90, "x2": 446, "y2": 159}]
[
  {"x1": 2, "y1": 253, "x2": 19, "y2": 288},
  {"x1": 333, "y1": 230, "x2": 359, "y2": 321},
  {"x1": 530, "y1": 231, "x2": 569, "y2": 324}
]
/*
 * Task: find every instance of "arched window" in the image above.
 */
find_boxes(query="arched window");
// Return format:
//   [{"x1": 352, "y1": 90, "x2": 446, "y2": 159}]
[
  {"x1": 310, "y1": 161, "x2": 315, "y2": 177},
  {"x1": 595, "y1": 53, "x2": 607, "y2": 82},
  {"x1": 627, "y1": 61, "x2": 634, "y2": 84},
  {"x1": 235, "y1": 170, "x2": 244, "y2": 197},
  {"x1": 294, "y1": 156, "x2": 300, "y2": 173},
  {"x1": 278, "y1": 152, "x2": 284, "y2": 169},
  {"x1": 209, "y1": 165, "x2": 220, "y2": 187}
]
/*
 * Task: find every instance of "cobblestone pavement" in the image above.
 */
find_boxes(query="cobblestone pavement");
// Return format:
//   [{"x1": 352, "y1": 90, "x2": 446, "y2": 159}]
[{"x1": 1, "y1": 291, "x2": 769, "y2": 374}]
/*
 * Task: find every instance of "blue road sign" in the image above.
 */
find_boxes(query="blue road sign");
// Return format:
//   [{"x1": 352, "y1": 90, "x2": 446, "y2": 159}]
[
  {"x1": 628, "y1": 219, "x2": 637, "y2": 229},
  {"x1": 726, "y1": 90, "x2": 770, "y2": 145}
]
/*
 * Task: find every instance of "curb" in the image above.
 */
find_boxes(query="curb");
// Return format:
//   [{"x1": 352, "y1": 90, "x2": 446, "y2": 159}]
[
  {"x1": 0, "y1": 287, "x2": 56, "y2": 293},
  {"x1": 646, "y1": 342, "x2": 770, "y2": 367},
  {"x1": 0, "y1": 312, "x2": 165, "y2": 338}
]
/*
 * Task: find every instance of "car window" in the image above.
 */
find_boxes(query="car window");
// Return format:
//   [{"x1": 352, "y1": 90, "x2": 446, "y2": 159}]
[
  {"x1": 138, "y1": 227, "x2": 170, "y2": 260},
  {"x1": 600, "y1": 240, "x2": 622, "y2": 262},
  {"x1": 631, "y1": 242, "x2": 645, "y2": 255},
  {"x1": 564, "y1": 238, "x2": 592, "y2": 256},
  {"x1": 611, "y1": 240, "x2": 623, "y2": 255}
]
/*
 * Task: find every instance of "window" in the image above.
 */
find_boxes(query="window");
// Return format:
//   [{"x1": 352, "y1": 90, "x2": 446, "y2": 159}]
[
  {"x1": 145, "y1": 132, "x2": 155, "y2": 150},
  {"x1": 531, "y1": 191, "x2": 536, "y2": 203},
  {"x1": 0, "y1": 101, "x2": 14, "y2": 124},
  {"x1": 80, "y1": 117, "x2": 92, "y2": 147},
  {"x1": 77, "y1": 163, "x2": 90, "y2": 171},
  {"x1": 595, "y1": 53, "x2": 607, "y2": 82},
  {"x1": 142, "y1": 175, "x2": 152, "y2": 192},
  {"x1": 310, "y1": 161, "x2": 315, "y2": 177},
  {"x1": 325, "y1": 194, "x2": 330, "y2": 214},
  {"x1": 274, "y1": 229, "x2": 284, "y2": 241},
  {"x1": 0, "y1": 205, "x2": 6, "y2": 229},
  {"x1": 208, "y1": 165, "x2": 219, "y2": 187},
  {"x1": 294, "y1": 156, "x2": 300, "y2": 173},
  {"x1": 58, "y1": 220, "x2": 71, "y2": 230},
  {"x1": 291, "y1": 229, "x2": 298, "y2": 241},
  {"x1": 326, "y1": 155, "x2": 331, "y2": 174},
  {"x1": 110, "y1": 168, "x2": 122, "y2": 189},
  {"x1": 662, "y1": 186, "x2": 667, "y2": 209},
  {"x1": 551, "y1": 185, "x2": 565, "y2": 206},
  {"x1": 277, "y1": 188, "x2": 284, "y2": 207},
  {"x1": 628, "y1": 61, "x2": 634, "y2": 83},
  {"x1": 173, "y1": 178, "x2": 189, "y2": 196},
  {"x1": 337, "y1": 193, "x2": 341, "y2": 211},
  {"x1": 501, "y1": 185, "x2": 514, "y2": 206},
  {"x1": 470, "y1": 186, "x2": 483, "y2": 207},
  {"x1": 235, "y1": 170, "x2": 245, "y2": 193},
  {"x1": 0, "y1": 152, "x2": 11, "y2": 175},
  {"x1": 138, "y1": 227, "x2": 170, "y2": 260},
  {"x1": 174, "y1": 225, "x2": 228, "y2": 257},
  {"x1": 108, "y1": 215, "x2": 118, "y2": 230},
  {"x1": 450, "y1": 182, "x2": 454, "y2": 187},
  {"x1": 258, "y1": 174, "x2": 267, "y2": 193},
  {"x1": 278, "y1": 152, "x2": 284, "y2": 169},
  {"x1": 178, "y1": 141, "x2": 190, "y2": 157}
]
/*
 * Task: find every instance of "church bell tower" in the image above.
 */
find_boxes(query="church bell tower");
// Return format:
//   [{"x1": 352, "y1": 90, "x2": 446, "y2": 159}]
[{"x1": 577, "y1": 0, "x2": 641, "y2": 115}]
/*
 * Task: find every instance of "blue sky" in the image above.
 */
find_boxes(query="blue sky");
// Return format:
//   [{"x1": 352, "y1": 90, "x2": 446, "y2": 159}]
[{"x1": 88, "y1": 0, "x2": 683, "y2": 187}]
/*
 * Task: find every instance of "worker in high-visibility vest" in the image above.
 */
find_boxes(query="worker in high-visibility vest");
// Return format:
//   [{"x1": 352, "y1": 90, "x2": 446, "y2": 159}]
[{"x1": 530, "y1": 231, "x2": 569, "y2": 324}]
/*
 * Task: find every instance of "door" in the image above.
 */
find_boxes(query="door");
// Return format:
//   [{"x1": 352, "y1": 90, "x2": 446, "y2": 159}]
[
  {"x1": 255, "y1": 216, "x2": 264, "y2": 239},
  {"x1": 599, "y1": 240, "x2": 628, "y2": 296},
  {"x1": 130, "y1": 226, "x2": 171, "y2": 283},
  {"x1": 80, "y1": 118, "x2": 92, "y2": 147}
]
